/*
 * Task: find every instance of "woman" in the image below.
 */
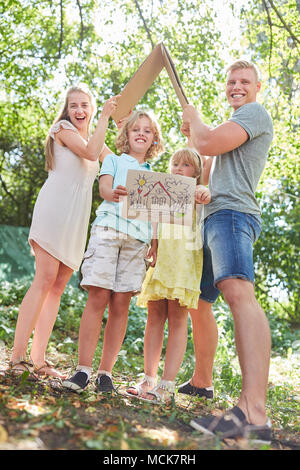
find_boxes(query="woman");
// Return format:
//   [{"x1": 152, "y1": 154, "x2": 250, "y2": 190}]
[{"x1": 9, "y1": 84, "x2": 118, "y2": 378}]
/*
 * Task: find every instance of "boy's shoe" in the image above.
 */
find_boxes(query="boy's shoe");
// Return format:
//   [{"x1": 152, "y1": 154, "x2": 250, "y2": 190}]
[
  {"x1": 62, "y1": 371, "x2": 89, "y2": 393},
  {"x1": 190, "y1": 406, "x2": 272, "y2": 444},
  {"x1": 96, "y1": 373, "x2": 115, "y2": 393},
  {"x1": 178, "y1": 380, "x2": 214, "y2": 399}
]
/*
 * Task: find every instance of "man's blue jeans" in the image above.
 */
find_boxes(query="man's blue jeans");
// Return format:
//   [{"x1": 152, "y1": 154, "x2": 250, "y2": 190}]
[{"x1": 200, "y1": 209, "x2": 262, "y2": 303}]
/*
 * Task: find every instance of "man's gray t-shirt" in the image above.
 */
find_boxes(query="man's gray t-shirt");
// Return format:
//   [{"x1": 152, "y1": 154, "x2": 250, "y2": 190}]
[{"x1": 204, "y1": 102, "x2": 273, "y2": 218}]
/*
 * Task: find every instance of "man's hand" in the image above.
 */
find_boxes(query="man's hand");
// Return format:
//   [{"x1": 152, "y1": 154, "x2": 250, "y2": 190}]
[
  {"x1": 180, "y1": 122, "x2": 190, "y2": 137},
  {"x1": 181, "y1": 104, "x2": 199, "y2": 137},
  {"x1": 182, "y1": 104, "x2": 199, "y2": 123}
]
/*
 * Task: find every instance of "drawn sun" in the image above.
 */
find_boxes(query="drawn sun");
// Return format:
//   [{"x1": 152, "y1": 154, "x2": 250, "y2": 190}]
[
  {"x1": 134, "y1": 173, "x2": 150, "y2": 189},
  {"x1": 138, "y1": 177, "x2": 146, "y2": 187}
]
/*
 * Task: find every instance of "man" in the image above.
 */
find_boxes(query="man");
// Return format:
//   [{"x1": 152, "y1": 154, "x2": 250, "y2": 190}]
[{"x1": 180, "y1": 60, "x2": 273, "y2": 443}]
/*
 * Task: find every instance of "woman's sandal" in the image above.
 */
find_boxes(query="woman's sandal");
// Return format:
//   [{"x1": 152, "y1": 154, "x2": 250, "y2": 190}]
[
  {"x1": 33, "y1": 360, "x2": 67, "y2": 379},
  {"x1": 140, "y1": 379, "x2": 175, "y2": 405},
  {"x1": 8, "y1": 359, "x2": 37, "y2": 379},
  {"x1": 125, "y1": 374, "x2": 157, "y2": 398}
]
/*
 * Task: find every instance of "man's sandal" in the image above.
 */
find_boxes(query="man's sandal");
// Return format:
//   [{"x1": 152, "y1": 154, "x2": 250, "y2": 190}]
[
  {"x1": 190, "y1": 406, "x2": 272, "y2": 444},
  {"x1": 33, "y1": 360, "x2": 67, "y2": 379},
  {"x1": 140, "y1": 379, "x2": 175, "y2": 405},
  {"x1": 125, "y1": 374, "x2": 157, "y2": 398}
]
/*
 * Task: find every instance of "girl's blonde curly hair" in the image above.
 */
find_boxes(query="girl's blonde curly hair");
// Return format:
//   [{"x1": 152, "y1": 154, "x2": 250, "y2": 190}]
[{"x1": 115, "y1": 110, "x2": 164, "y2": 160}]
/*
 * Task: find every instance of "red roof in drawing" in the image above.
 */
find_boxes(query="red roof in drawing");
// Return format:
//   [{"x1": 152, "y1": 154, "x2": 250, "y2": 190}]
[{"x1": 143, "y1": 181, "x2": 172, "y2": 198}]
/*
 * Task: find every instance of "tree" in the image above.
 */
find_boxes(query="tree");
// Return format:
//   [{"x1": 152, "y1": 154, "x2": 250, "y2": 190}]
[
  {"x1": 239, "y1": 0, "x2": 300, "y2": 321},
  {"x1": 0, "y1": 0, "x2": 299, "y2": 321},
  {"x1": 0, "y1": 0, "x2": 226, "y2": 225},
  {"x1": 254, "y1": 180, "x2": 300, "y2": 322}
]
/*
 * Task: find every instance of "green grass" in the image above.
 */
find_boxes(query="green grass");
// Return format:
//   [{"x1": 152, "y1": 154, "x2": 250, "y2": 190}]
[{"x1": 0, "y1": 278, "x2": 299, "y2": 450}]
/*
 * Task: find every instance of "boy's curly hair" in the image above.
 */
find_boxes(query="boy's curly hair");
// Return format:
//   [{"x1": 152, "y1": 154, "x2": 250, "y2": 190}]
[{"x1": 115, "y1": 110, "x2": 164, "y2": 160}]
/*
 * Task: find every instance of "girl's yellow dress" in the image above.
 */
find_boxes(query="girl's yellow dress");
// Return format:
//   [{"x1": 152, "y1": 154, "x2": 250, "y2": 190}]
[{"x1": 137, "y1": 212, "x2": 203, "y2": 310}]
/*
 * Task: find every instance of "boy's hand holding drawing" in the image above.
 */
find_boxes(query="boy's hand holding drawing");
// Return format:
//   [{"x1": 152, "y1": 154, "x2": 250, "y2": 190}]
[
  {"x1": 112, "y1": 185, "x2": 128, "y2": 202},
  {"x1": 99, "y1": 174, "x2": 128, "y2": 203}
]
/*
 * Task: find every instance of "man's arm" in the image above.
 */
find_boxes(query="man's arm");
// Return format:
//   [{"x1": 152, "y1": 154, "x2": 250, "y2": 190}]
[
  {"x1": 185, "y1": 136, "x2": 213, "y2": 185},
  {"x1": 182, "y1": 104, "x2": 248, "y2": 156},
  {"x1": 202, "y1": 156, "x2": 214, "y2": 185}
]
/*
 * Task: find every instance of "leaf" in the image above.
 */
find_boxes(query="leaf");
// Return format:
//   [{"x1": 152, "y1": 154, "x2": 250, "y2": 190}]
[
  {"x1": 72, "y1": 401, "x2": 81, "y2": 409},
  {"x1": 120, "y1": 439, "x2": 129, "y2": 450},
  {"x1": 86, "y1": 440, "x2": 104, "y2": 450},
  {"x1": 0, "y1": 425, "x2": 8, "y2": 443},
  {"x1": 106, "y1": 425, "x2": 118, "y2": 433}
]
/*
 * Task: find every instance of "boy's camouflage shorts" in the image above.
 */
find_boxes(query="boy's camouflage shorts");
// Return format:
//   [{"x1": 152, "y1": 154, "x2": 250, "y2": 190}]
[{"x1": 80, "y1": 226, "x2": 148, "y2": 294}]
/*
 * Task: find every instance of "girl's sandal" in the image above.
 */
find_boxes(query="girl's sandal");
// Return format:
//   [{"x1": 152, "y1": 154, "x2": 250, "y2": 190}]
[
  {"x1": 140, "y1": 379, "x2": 175, "y2": 405},
  {"x1": 33, "y1": 360, "x2": 67, "y2": 379},
  {"x1": 125, "y1": 374, "x2": 157, "y2": 398}
]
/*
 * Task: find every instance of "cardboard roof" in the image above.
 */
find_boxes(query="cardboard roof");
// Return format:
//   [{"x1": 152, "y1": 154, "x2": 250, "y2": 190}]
[{"x1": 112, "y1": 42, "x2": 188, "y2": 123}]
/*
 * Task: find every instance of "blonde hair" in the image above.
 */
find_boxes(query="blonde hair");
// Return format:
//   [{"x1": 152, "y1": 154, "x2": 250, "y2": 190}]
[
  {"x1": 170, "y1": 148, "x2": 204, "y2": 184},
  {"x1": 45, "y1": 84, "x2": 97, "y2": 171},
  {"x1": 115, "y1": 110, "x2": 164, "y2": 161},
  {"x1": 226, "y1": 60, "x2": 260, "y2": 82}
]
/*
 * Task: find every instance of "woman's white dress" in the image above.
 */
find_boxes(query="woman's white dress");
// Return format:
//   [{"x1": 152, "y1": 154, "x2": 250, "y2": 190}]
[{"x1": 29, "y1": 120, "x2": 99, "y2": 271}]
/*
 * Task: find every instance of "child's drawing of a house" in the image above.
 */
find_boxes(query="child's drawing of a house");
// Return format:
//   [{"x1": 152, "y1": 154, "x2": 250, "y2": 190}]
[
  {"x1": 124, "y1": 169, "x2": 196, "y2": 226},
  {"x1": 143, "y1": 181, "x2": 175, "y2": 209}
]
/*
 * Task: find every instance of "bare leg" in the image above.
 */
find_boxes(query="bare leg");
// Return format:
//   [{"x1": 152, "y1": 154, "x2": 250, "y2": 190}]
[
  {"x1": 127, "y1": 299, "x2": 167, "y2": 396},
  {"x1": 145, "y1": 299, "x2": 188, "y2": 401},
  {"x1": 78, "y1": 286, "x2": 111, "y2": 367},
  {"x1": 30, "y1": 263, "x2": 73, "y2": 377},
  {"x1": 161, "y1": 300, "x2": 188, "y2": 381},
  {"x1": 98, "y1": 291, "x2": 132, "y2": 373},
  {"x1": 189, "y1": 298, "x2": 218, "y2": 387},
  {"x1": 144, "y1": 300, "x2": 168, "y2": 378},
  {"x1": 218, "y1": 278, "x2": 271, "y2": 425},
  {"x1": 11, "y1": 243, "x2": 60, "y2": 364}
]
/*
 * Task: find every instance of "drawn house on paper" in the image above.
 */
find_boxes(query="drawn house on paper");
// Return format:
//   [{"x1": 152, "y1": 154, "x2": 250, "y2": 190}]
[
  {"x1": 144, "y1": 181, "x2": 174, "y2": 208},
  {"x1": 123, "y1": 170, "x2": 196, "y2": 226}
]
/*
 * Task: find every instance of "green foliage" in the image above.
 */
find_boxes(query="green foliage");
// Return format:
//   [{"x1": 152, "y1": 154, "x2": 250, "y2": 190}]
[
  {"x1": 254, "y1": 180, "x2": 300, "y2": 322},
  {"x1": 241, "y1": 0, "x2": 299, "y2": 99},
  {"x1": 0, "y1": 0, "x2": 226, "y2": 226},
  {"x1": 238, "y1": 0, "x2": 300, "y2": 321},
  {"x1": 0, "y1": 1, "x2": 299, "y2": 325},
  {"x1": 1, "y1": 278, "x2": 298, "y2": 358}
]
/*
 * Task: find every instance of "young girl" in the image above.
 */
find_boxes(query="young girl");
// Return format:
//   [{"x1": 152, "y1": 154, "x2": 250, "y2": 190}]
[
  {"x1": 126, "y1": 148, "x2": 211, "y2": 403},
  {"x1": 9, "y1": 84, "x2": 118, "y2": 378},
  {"x1": 62, "y1": 110, "x2": 164, "y2": 393}
]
